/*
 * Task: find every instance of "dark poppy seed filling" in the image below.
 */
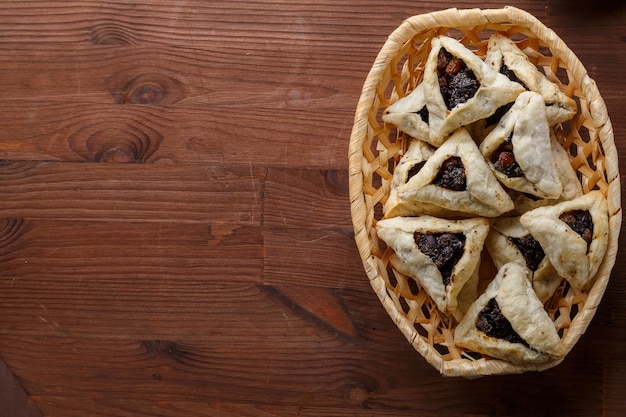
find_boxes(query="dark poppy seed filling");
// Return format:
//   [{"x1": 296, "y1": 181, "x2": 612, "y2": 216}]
[
  {"x1": 509, "y1": 234, "x2": 545, "y2": 271},
  {"x1": 406, "y1": 161, "x2": 426, "y2": 181},
  {"x1": 485, "y1": 64, "x2": 527, "y2": 127},
  {"x1": 437, "y1": 48, "x2": 480, "y2": 110},
  {"x1": 476, "y1": 298, "x2": 530, "y2": 347},
  {"x1": 415, "y1": 105, "x2": 429, "y2": 123},
  {"x1": 559, "y1": 210, "x2": 593, "y2": 247},
  {"x1": 414, "y1": 232, "x2": 466, "y2": 286},
  {"x1": 523, "y1": 192, "x2": 542, "y2": 202},
  {"x1": 499, "y1": 63, "x2": 528, "y2": 90},
  {"x1": 491, "y1": 134, "x2": 524, "y2": 177},
  {"x1": 486, "y1": 101, "x2": 514, "y2": 127},
  {"x1": 432, "y1": 156, "x2": 466, "y2": 191}
]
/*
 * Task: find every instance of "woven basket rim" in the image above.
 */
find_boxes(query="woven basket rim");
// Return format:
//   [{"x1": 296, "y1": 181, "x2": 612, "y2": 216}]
[{"x1": 348, "y1": 6, "x2": 621, "y2": 377}]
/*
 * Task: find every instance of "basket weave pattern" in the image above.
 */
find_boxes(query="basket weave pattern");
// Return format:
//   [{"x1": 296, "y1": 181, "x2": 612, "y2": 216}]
[{"x1": 349, "y1": 7, "x2": 621, "y2": 377}]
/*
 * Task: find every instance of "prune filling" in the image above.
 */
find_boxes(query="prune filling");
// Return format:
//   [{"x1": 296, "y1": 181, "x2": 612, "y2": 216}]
[
  {"x1": 414, "y1": 232, "x2": 466, "y2": 286},
  {"x1": 499, "y1": 63, "x2": 528, "y2": 90},
  {"x1": 432, "y1": 156, "x2": 466, "y2": 191},
  {"x1": 509, "y1": 234, "x2": 545, "y2": 271},
  {"x1": 476, "y1": 298, "x2": 530, "y2": 347},
  {"x1": 406, "y1": 161, "x2": 426, "y2": 181},
  {"x1": 437, "y1": 48, "x2": 480, "y2": 110},
  {"x1": 491, "y1": 134, "x2": 524, "y2": 177},
  {"x1": 415, "y1": 106, "x2": 429, "y2": 123},
  {"x1": 559, "y1": 210, "x2": 593, "y2": 247}
]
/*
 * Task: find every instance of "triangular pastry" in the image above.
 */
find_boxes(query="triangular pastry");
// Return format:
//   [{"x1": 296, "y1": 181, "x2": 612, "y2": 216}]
[
  {"x1": 384, "y1": 139, "x2": 467, "y2": 218},
  {"x1": 519, "y1": 191, "x2": 609, "y2": 289},
  {"x1": 480, "y1": 91, "x2": 562, "y2": 199},
  {"x1": 485, "y1": 217, "x2": 562, "y2": 303},
  {"x1": 485, "y1": 33, "x2": 577, "y2": 125},
  {"x1": 386, "y1": 244, "x2": 480, "y2": 323},
  {"x1": 376, "y1": 216, "x2": 489, "y2": 314},
  {"x1": 397, "y1": 128, "x2": 514, "y2": 217},
  {"x1": 382, "y1": 83, "x2": 431, "y2": 144},
  {"x1": 511, "y1": 131, "x2": 583, "y2": 213},
  {"x1": 455, "y1": 262, "x2": 564, "y2": 364},
  {"x1": 423, "y1": 36, "x2": 525, "y2": 145}
]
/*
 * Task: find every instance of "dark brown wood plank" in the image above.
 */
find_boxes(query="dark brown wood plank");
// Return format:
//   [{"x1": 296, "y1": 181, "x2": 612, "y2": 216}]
[
  {"x1": 0, "y1": 218, "x2": 263, "y2": 286},
  {"x1": 0, "y1": 288, "x2": 409, "y2": 407},
  {"x1": 264, "y1": 168, "x2": 351, "y2": 229},
  {"x1": 0, "y1": 358, "x2": 43, "y2": 417},
  {"x1": 0, "y1": 44, "x2": 368, "y2": 102},
  {"x1": 0, "y1": 332, "x2": 609, "y2": 417},
  {"x1": 0, "y1": 101, "x2": 353, "y2": 168},
  {"x1": 603, "y1": 360, "x2": 626, "y2": 417},
  {"x1": 26, "y1": 398, "x2": 301, "y2": 417},
  {"x1": 263, "y1": 227, "x2": 367, "y2": 290},
  {"x1": 0, "y1": 162, "x2": 263, "y2": 223}
]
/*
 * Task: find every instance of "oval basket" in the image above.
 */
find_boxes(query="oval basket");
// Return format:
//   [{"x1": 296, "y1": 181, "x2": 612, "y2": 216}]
[{"x1": 348, "y1": 6, "x2": 621, "y2": 377}]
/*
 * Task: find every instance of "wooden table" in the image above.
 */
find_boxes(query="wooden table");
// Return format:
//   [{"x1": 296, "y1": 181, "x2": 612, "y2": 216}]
[{"x1": 0, "y1": 1, "x2": 624, "y2": 416}]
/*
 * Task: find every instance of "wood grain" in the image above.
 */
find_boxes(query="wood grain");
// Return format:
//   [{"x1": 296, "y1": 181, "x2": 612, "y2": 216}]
[
  {"x1": 0, "y1": 162, "x2": 264, "y2": 222},
  {"x1": 264, "y1": 168, "x2": 351, "y2": 228},
  {"x1": 0, "y1": 357, "x2": 42, "y2": 417},
  {"x1": 0, "y1": 0, "x2": 624, "y2": 416},
  {"x1": 0, "y1": 101, "x2": 355, "y2": 168}
]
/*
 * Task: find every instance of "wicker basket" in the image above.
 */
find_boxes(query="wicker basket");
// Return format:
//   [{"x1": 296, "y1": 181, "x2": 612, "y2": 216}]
[{"x1": 348, "y1": 6, "x2": 621, "y2": 377}]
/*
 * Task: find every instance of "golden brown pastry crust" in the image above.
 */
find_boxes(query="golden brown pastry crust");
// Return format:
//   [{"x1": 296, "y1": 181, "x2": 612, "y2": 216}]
[
  {"x1": 375, "y1": 216, "x2": 489, "y2": 315},
  {"x1": 480, "y1": 91, "x2": 562, "y2": 199},
  {"x1": 510, "y1": 131, "x2": 583, "y2": 214},
  {"x1": 485, "y1": 33, "x2": 577, "y2": 125},
  {"x1": 454, "y1": 262, "x2": 564, "y2": 364},
  {"x1": 397, "y1": 128, "x2": 514, "y2": 217},
  {"x1": 519, "y1": 190, "x2": 609, "y2": 289},
  {"x1": 384, "y1": 138, "x2": 468, "y2": 218},
  {"x1": 486, "y1": 217, "x2": 562, "y2": 303},
  {"x1": 384, "y1": 138, "x2": 434, "y2": 218},
  {"x1": 423, "y1": 36, "x2": 525, "y2": 145}
]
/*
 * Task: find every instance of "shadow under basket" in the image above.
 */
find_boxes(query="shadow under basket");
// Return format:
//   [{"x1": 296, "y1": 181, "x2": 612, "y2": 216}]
[{"x1": 348, "y1": 6, "x2": 621, "y2": 377}]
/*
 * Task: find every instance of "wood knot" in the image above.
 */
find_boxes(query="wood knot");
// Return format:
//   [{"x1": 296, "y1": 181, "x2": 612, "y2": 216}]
[
  {"x1": 88, "y1": 129, "x2": 156, "y2": 163},
  {"x1": 0, "y1": 218, "x2": 31, "y2": 254},
  {"x1": 345, "y1": 386, "x2": 370, "y2": 407},
  {"x1": 322, "y1": 169, "x2": 349, "y2": 195},
  {"x1": 126, "y1": 82, "x2": 164, "y2": 105},
  {"x1": 90, "y1": 22, "x2": 134, "y2": 45},
  {"x1": 95, "y1": 141, "x2": 142, "y2": 163},
  {"x1": 0, "y1": 160, "x2": 38, "y2": 175},
  {"x1": 143, "y1": 339, "x2": 177, "y2": 355},
  {"x1": 106, "y1": 72, "x2": 184, "y2": 105},
  {"x1": 142, "y1": 340, "x2": 192, "y2": 365},
  {"x1": 69, "y1": 123, "x2": 163, "y2": 163}
]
